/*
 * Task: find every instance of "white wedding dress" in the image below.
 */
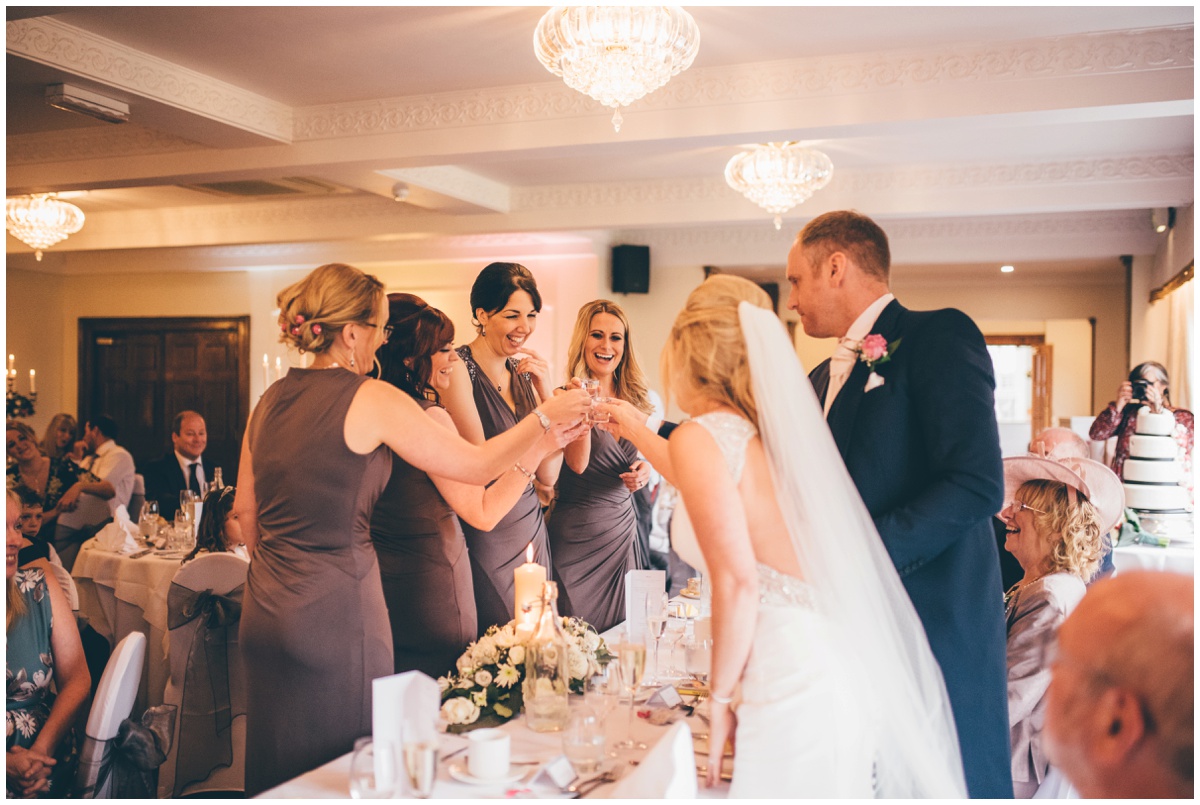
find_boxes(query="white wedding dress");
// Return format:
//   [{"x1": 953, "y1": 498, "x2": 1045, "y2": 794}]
[
  {"x1": 664, "y1": 302, "x2": 968, "y2": 799},
  {"x1": 672, "y1": 412, "x2": 876, "y2": 798}
]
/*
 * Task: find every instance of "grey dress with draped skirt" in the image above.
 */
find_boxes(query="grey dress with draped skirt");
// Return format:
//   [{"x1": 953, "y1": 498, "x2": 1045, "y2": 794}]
[
  {"x1": 370, "y1": 398, "x2": 477, "y2": 678},
  {"x1": 455, "y1": 346, "x2": 552, "y2": 634},
  {"x1": 548, "y1": 428, "x2": 645, "y2": 632},
  {"x1": 241, "y1": 368, "x2": 392, "y2": 796}
]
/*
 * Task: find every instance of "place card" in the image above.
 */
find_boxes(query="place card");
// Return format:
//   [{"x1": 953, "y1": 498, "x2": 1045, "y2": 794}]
[
  {"x1": 531, "y1": 754, "x2": 577, "y2": 790},
  {"x1": 646, "y1": 684, "x2": 683, "y2": 709},
  {"x1": 623, "y1": 569, "x2": 665, "y2": 643}
]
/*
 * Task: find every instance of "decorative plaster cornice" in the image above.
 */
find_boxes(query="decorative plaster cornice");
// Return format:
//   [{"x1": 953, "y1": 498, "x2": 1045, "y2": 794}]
[
  {"x1": 292, "y1": 26, "x2": 1193, "y2": 139},
  {"x1": 6, "y1": 17, "x2": 293, "y2": 142},
  {"x1": 7, "y1": 124, "x2": 205, "y2": 165}
]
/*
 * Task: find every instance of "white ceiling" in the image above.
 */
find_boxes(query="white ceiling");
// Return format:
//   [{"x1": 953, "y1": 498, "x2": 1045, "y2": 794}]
[{"x1": 5, "y1": 5, "x2": 1194, "y2": 272}]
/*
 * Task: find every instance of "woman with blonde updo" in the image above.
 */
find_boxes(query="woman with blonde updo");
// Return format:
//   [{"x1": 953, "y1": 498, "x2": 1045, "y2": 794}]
[
  {"x1": 548, "y1": 300, "x2": 655, "y2": 631},
  {"x1": 237, "y1": 263, "x2": 588, "y2": 794},
  {"x1": 602, "y1": 274, "x2": 966, "y2": 797},
  {"x1": 999, "y1": 456, "x2": 1121, "y2": 797}
]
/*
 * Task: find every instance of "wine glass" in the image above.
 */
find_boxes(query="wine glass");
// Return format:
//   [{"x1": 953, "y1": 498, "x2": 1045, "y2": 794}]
[
  {"x1": 349, "y1": 737, "x2": 397, "y2": 799},
  {"x1": 661, "y1": 605, "x2": 687, "y2": 681},
  {"x1": 613, "y1": 639, "x2": 646, "y2": 751},
  {"x1": 685, "y1": 636, "x2": 713, "y2": 686},
  {"x1": 179, "y1": 489, "x2": 198, "y2": 516},
  {"x1": 644, "y1": 592, "x2": 668, "y2": 685},
  {"x1": 562, "y1": 706, "x2": 605, "y2": 774}
]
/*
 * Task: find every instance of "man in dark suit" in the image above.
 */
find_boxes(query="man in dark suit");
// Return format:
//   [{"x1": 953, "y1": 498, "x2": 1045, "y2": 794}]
[
  {"x1": 141, "y1": 410, "x2": 208, "y2": 521},
  {"x1": 788, "y1": 210, "x2": 1012, "y2": 797}
]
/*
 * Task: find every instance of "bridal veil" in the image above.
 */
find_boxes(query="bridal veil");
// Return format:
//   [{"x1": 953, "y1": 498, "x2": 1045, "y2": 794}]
[{"x1": 737, "y1": 301, "x2": 967, "y2": 797}]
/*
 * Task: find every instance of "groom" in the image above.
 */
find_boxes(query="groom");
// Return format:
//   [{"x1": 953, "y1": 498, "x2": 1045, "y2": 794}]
[{"x1": 788, "y1": 211, "x2": 1012, "y2": 798}]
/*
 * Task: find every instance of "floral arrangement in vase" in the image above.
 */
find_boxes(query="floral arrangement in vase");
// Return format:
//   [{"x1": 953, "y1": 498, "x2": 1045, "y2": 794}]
[{"x1": 438, "y1": 617, "x2": 613, "y2": 732}]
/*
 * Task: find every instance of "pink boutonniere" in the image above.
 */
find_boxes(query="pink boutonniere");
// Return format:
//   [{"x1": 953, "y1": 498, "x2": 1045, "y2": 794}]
[{"x1": 858, "y1": 334, "x2": 901, "y2": 392}]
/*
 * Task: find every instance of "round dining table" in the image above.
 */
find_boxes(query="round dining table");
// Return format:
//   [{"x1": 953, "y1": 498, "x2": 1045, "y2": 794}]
[{"x1": 72, "y1": 537, "x2": 187, "y2": 714}]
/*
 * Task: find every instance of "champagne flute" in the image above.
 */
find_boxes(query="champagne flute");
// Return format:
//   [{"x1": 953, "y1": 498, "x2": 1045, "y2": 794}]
[
  {"x1": 613, "y1": 639, "x2": 646, "y2": 751},
  {"x1": 401, "y1": 739, "x2": 438, "y2": 798},
  {"x1": 645, "y1": 593, "x2": 668, "y2": 685}
]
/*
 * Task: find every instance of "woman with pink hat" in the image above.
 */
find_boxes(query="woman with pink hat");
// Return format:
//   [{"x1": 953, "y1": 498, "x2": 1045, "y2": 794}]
[{"x1": 1000, "y1": 455, "x2": 1123, "y2": 797}]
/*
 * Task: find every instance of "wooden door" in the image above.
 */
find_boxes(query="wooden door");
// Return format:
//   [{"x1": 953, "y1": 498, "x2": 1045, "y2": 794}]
[{"x1": 79, "y1": 317, "x2": 250, "y2": 485}]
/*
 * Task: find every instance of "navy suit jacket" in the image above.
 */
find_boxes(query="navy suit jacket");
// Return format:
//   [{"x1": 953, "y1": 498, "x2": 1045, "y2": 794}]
[
  {"x1": 141, "y1": 453, "x2": 200, "y2": 521},
  {"x1": 811, "y1": 299, "x2": 1013, "y2": 798}
]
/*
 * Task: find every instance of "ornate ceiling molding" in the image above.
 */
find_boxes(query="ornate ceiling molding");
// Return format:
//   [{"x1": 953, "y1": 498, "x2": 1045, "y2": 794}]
[
  {"x1": 7, "y1": 124, "x2": 205, "y2": 165},
  {"x1": 6, "y1": 17, "x2": 293, "y2": 142},
  {"x1": 291, "y1": 26, "x2": 1192, "y2": 140}
]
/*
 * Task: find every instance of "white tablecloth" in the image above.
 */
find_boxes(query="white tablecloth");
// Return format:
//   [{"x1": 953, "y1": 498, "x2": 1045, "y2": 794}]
[
  {"x1": 1112, "y1": 544, "x2": 1194, "y2": 575},
  {"x1": 72, "y1": 537, "x2": 184, "y2": 712}
]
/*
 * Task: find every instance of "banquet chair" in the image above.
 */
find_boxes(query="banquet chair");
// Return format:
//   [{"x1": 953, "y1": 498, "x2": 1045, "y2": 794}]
[
  {"x1": 128, "y1": 474, "x2": 146, "y2": 522},
  {"x1": 44, "y1": 560, "x2": 80, "y2": 611},
  {"x1": 75, "y1": 631, "x2": 147, "y2": 798},
  {"x1": 608, "y1": 720, "x2": 697, "y2": 798},
  {"x1": 159, "y1": 552, "x2": 249, "y2": 798}
]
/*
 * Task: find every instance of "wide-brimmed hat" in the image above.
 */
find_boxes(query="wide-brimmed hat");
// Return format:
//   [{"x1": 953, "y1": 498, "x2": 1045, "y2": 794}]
[{"x1": 1001, "y1": 455, "x2": 1125, "y2": 534}]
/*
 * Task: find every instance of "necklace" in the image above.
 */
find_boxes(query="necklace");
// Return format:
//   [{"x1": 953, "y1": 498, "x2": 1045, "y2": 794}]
[{"x1": 1004, "y1": 573, "x2": 1049, "y2": 611}]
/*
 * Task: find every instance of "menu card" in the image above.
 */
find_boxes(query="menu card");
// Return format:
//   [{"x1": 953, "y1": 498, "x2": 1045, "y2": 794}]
[{"x1": 623, "y1": 569, "x2": 665, "y2": 643}]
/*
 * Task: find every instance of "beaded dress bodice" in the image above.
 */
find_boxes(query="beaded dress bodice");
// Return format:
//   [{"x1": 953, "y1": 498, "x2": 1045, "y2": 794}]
[{"x1": 671, "y1": 411, "x2": 816, "y2": 609}]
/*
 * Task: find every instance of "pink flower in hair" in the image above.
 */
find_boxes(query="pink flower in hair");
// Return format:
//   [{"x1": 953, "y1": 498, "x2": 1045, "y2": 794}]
[{"x1": 311, "y1": 324, "x2": 322, "y2": 335}]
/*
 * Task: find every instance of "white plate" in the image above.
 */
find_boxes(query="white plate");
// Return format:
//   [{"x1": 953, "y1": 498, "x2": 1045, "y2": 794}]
[
  {"x1": 447, "y1": 762, "x2": 525, "y2": 786},
  {"x1": 678, "y1": 589, "x2": 700, "y2": 600}
]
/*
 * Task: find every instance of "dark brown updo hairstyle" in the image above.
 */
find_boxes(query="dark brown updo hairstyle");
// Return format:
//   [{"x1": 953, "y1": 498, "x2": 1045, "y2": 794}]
[
  {"x1": 276, "y1": 263, "x2": 385, "y2": 353},
  {"x1": 469, "y1": 262, "x2": 543, "y2": 335},
  {"x1": 376, "y1": 293, "x2": 456, "y2": 403},
  {"x1": 184, "y1": 485, "x2": 238, "y2": 563}
]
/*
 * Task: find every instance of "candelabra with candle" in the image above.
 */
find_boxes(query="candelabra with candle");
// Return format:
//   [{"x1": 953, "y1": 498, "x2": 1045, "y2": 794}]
[{"x1": 6, "y1": 354, "x2": 37, "y2": 418}]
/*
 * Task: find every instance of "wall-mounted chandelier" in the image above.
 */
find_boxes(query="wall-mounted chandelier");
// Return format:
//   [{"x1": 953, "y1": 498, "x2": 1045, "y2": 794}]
[
  {"x1": 725, "y1": 143, "x2": 834, "y2": 230},
  {"x1": 5, "y1": 193, "x2": 86, "y2": 260},
  {"x1": 534, "y1": 5, "x2": 700, "y2": 132}
]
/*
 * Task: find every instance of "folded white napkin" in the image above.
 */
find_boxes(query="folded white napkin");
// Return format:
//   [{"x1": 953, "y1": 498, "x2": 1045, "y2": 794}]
[
  {"x1": 609, "y1": 721, "x2": 697, "y2": 798},
  {"x1": 96, "y1": 505, "x2": 141, "y2": 553}
]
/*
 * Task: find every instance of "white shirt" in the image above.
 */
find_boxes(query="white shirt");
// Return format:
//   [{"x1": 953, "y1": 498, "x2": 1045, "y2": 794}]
[
  {"x1": 84, "y1": 439, "x2": 137, "y2": 514},
  {"x1": 824, "y1": 292, "x2": 895, "y2": 417},
  {"x1": 174, "y1": 450, "x2": 207, "y2": 491}
]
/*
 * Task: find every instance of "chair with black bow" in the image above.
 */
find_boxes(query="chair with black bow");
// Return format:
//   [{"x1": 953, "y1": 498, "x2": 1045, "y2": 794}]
[{"x1": 159, "y1": 552, "x2": 249, "y2": 797}]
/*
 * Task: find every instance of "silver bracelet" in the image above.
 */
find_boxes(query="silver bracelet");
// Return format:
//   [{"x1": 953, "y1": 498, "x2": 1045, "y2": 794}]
[
  {"x1": 710, "y1": 691, "x2": 735, "y2": 705},
  {"x1": 514, "y1": 462, "x2": 535, "y2": 481},
  {"x1": 532, "y1": 409, "x2": 551, "y2": 432}
]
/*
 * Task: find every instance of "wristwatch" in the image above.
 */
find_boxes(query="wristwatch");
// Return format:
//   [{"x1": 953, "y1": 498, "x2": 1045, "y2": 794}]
[{"x1": 533, "y1": 409, "x2": 551, "y2": 432}]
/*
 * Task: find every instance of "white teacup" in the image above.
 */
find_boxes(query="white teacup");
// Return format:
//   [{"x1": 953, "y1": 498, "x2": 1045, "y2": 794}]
[{"x1": 466, "y1": 728, "x2": 510, "y2": 780}]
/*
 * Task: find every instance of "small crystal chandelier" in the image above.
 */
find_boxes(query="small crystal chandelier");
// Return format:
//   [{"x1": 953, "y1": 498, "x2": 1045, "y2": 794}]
[
  {"x1": 725, "y1": 143, "x2": 834, "y2": 230},
  {"x1": 534, "y1": 5, "x2": 701, "y2": 132},
  {"x1": 5, "y1": 193, "x2": 86, "y2": 260}
]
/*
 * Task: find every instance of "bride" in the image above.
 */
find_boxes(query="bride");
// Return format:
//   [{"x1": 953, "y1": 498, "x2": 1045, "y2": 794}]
[{"x1": 601, "y1": 275, "x2": 965, "y2": 797}]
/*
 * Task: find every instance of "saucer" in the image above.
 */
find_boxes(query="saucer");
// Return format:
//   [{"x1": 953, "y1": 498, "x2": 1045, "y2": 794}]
[
  {"x1": 447, "y1": 762, "x2": 525, "y2": 786},
  {"x1": 678, "y1": 589, "x2": 700, "y2": 600}
]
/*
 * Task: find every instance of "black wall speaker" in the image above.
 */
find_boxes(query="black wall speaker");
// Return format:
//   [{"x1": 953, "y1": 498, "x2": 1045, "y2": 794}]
[{"x1": 611, "y1": 245, "x2": 650, "y2": 294}]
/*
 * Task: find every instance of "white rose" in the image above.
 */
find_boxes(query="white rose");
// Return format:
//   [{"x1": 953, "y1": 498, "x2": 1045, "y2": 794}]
[
  {"x1": 507, "y1": 645, "x2": 525, "y2": 666},
  {"x1": 474, "y1": 669, "x2": 493, "y2": 687},
  {"x1": 471, "y1": 690, "x2": 489, "y2": 708},
  {"x1": 440, "y1": 697, "x2": 480, "y2": 726},
  {"x1": 456, "y1": 649, "x2": 475, "y2": 674},
  {"x1": 493, "y1": 627, "x2": 516, "y2": 648},
  {"x1": 568, "y1": 647, "x2": 589, "y2": 680},
  {"x1": 495, "y1": 664, "x2": 520, "y2": 689},
  {"x1": 474, "y1": 636, "x2": 500, "y2": 665},
  {"x1": 584, "y1": 631, "x2": 600, "y2": 652},
  {"x1": 437, "y1": 675, "x2": 452, "y2": 693}
]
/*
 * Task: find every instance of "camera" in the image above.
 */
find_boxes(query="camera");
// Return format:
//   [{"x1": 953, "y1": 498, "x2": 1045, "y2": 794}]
[{"x1": 1131, "y1": 380, "x2": 1149, "y2": 401}]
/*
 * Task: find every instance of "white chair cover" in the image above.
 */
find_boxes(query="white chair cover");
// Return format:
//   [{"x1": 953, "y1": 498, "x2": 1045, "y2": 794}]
[
  {"x1": 76, "y1": 631, "x2": 147, "y2": 798},
  {"x1": 608, "y1": 721, "x2": 697, "y2": 798},
  {"x1": 159, "y1": 552, "x2": 249, "y2": 797},
  {"x1": 44, "y1": 561, "x2": 80, "y2": 611}
]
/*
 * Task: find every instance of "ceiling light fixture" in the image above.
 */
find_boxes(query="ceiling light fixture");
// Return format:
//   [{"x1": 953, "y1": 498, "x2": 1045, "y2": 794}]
[
  {"x1": 5, "y1": 194, "x2": 86, "y2": 261},
  {"x1": 1001, "y1": 265, "x2": 1015, "y2": 273},
  {"x1": 45, "y1": 83, "x2": 129, "y2": 124},
  {"x1": 534, "y1": 5, "x2": 700, "y2": 133},
  {"x1": 1150, "y1": 207, "x2": 1175, "y2": 234},
  {"x1": 725, "y1": 142, "x2": 834, "y2": 230}
]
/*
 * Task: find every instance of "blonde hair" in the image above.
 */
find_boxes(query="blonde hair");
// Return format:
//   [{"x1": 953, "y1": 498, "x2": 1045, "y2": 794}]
[
  {"x1": 565, "y1": 300, "x2": 653, "y2": 415},
  {"x1": 41, "y1": 413, "x2": 78, "y2": 459},
  {"x1": 1017, "y1": 479, "x2": 1104, "y2": 580},
  {"x1": 6, "y1": 489, "x2": 26, "y2": 631},
  {"x1": 662, "y1": 275, "x2": 773, "y2": 424},
  {"x1": 276, "y1": 263, "x2": 386, "y2": 354}
]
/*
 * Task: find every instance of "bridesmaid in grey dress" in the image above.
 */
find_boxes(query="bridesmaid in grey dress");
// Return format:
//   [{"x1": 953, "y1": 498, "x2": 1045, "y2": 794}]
[
  {"x1": 236, "y1": 264, "x2": 589, "y2": 794},
  {"x1": 371, "y1": 295, "x2": 569, "y2": 676},
  {"x1": 550, "y1": 300, "x2": 655, "y2": 631},
  {"x1": 442, "y1": 263, "x2": 566, "y2": 634}
]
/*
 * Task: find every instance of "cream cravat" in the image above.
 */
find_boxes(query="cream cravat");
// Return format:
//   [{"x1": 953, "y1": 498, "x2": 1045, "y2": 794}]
[{"x1": 824, "y1": 337, "x2": 861, "y2": 417}]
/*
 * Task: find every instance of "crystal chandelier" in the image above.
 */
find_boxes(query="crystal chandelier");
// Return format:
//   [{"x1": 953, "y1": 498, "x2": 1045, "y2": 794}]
[
  {"x1": 534, "y1": 5, "x2": 700, "y2": 132},
  {"x1": 725, "y1": 143, "x2": 834, "y2": 230},
  {"x1": 5, "y1": 193, "x2": 86, "y2": 260}
]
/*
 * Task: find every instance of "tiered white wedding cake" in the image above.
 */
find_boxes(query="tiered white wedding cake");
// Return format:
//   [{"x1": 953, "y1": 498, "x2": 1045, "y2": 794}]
[{"x1": 1123, "y1": 408, "x2": 1188, "y2": 512}]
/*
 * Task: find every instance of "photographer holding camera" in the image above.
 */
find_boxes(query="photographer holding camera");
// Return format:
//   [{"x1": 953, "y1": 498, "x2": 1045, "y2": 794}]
[{"x1": 1089, "y1": 361, "x2": 1193, "y2": 502}]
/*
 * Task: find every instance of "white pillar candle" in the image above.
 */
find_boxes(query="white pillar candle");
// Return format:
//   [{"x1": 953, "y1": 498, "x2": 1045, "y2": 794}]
[
  {"x1": 262, "y1": 353, "x2": 269, "y2": 390},
  {"x1": 513, "y1": 542, "x2": 547, "y2": 632},
  {"x1": 275, "y1": 356, "x2": 283, "y2": 382},
  {"x1": 7, "y1": 354, "x2": 13, "y2": 372},
  {"x1": 28, "y1": 369, "x2": 35, "y2": 394}
]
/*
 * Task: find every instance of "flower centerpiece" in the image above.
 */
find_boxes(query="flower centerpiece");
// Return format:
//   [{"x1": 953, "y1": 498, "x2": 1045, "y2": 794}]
[{"x1": 438, "y1": 617, "x2": 613, "y2": 732}]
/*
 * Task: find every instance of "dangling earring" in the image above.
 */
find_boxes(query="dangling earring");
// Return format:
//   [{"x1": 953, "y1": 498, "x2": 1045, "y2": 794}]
[{"x1": 349, "y1": 354, "x2": 357, "y2": 369}]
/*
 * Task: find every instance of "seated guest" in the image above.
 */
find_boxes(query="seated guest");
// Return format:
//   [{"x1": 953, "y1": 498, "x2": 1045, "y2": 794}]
[
  {"x1": 11, "y1": 485, "x2": 57, "y2": 568},
  {"x1": 183, "y1": 485, "x2": 247, "y2": 562},
  {"x1": 6, "y1": 490, "x2": 91, "y2": 798},
  {"x1": 142, "y1": 411, "x2": 209, "y2": 521},
  {"x1": 6, "y1": 421, "x2": 99, "y2": 543},
  {"x1": 1044, "y1": 571, "x2": 1193, "y2": 798},
  {"x1": 70, "y1": 415, "x2": 136, "y2": 514},
  {"x1": 39, "y1": 414, "x2": 79, "y2": 462},
  {"x1": 999, "y1": 455, "x2": 1120, "y2": 797}
]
